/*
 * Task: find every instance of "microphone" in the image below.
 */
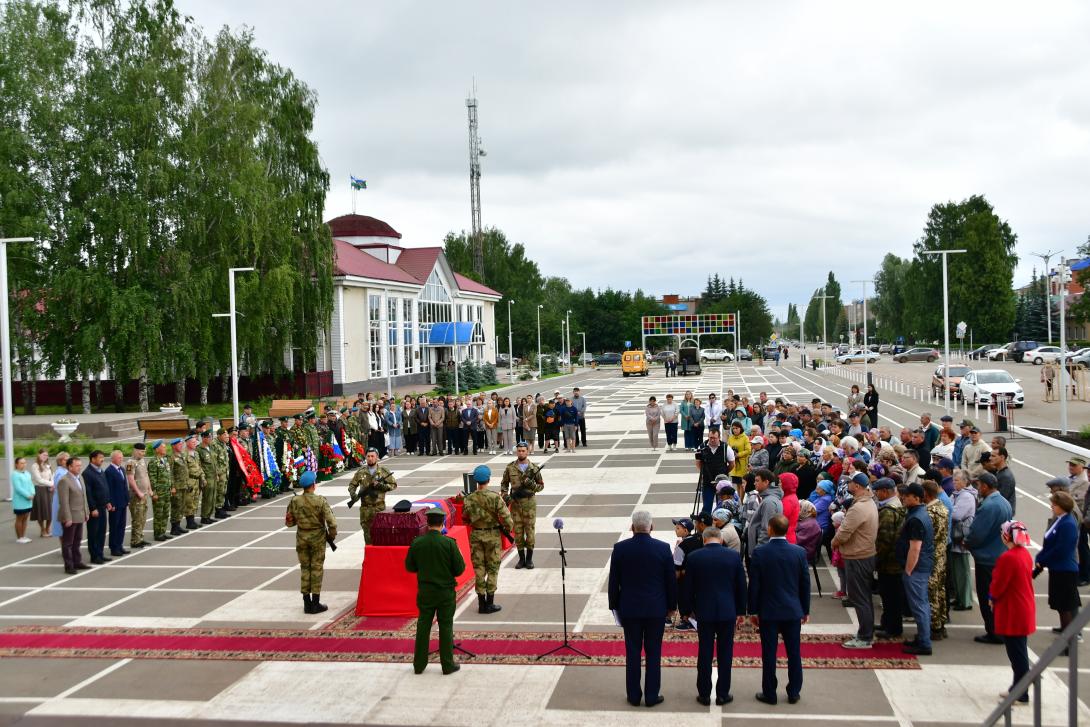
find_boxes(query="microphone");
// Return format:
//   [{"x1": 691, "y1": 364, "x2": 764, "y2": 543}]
[{"x1": 553, "y1": 517, "x2": 564, "y2": 531}]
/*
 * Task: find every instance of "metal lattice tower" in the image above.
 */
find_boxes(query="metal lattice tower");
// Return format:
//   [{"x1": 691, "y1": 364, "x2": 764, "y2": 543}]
[{"x1": 466, "y1": 84, "x2": 485, "y2": 279}]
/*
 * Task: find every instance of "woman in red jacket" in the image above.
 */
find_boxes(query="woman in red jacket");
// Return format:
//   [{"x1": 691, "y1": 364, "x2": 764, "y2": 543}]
[
  {"x1": 989, "y1": 520, "x2": 1035, "y2": 706},
  {"x1": 779, "y1": 472, "x2": 800, "y2": 543}
]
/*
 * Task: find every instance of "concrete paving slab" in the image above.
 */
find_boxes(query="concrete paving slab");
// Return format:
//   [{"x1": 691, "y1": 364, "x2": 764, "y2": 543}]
[
  {"x1": 0, "y1": 658, "x2": 123, "y2": 698},
  {"x1": 97, "y1": 589, "x2": 240, "y2": 618},
  {"x1": 69, "y1": 659, "x2": 259, "y2": 702}
]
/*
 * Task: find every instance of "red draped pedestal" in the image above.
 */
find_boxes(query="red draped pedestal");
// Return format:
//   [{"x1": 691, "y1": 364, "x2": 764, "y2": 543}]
[{"x1": 355, "y1": 525, "x2": 475, "y2": 617}]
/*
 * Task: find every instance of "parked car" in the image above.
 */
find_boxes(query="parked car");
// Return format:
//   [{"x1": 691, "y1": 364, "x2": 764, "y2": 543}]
[
  {"x1": 931, "y1": 364, "x2": 971, "y2": 399},
  {"x1": 737, "y1": 348, "x2": 753, "y2": 361},
  {"x1": 495, "y1": 353, "x2": 519, "y2": 368},
  {"x1": 651, "y1": 351, "x2": 677, "y2": 364},
  {"x1": 1070, "y1": 349, "x2": 1090, "y2": 369},
  {"x1": 699, "y1": 348, "x2": 735, "y2": 362},
  {"x1": 835, "y1": 344, "x2": 850, "y2": 355},
  {"x1": 893, "y1": 347, "x2": 939, "y2": 363},
  {"x1": 578, "y1": 352, "x2": 594, "y2": 364},
  {"x1": 986, "y1": 343, "x2": 1014, "y2": 361},
  {"x1": 836, "y1": 349, "x2": 879, "y2": 364},
  {"x1": 958, "y1": 369, "x2": 1024, "y2": 407},
  {"x1": 988, "y1": 340, "x2": 1040, "y2": 363},
  {"x1": 594, "y1": 352, "x2": 622, "y2": 365},
  {"x1": 878, "y1": 344, "x2": 893, "y2": 354},
  {"x1": 1023, "y1": 345, "x2": 1068, "y2": 365},
  {"x1": 968, "y1": 344, "x2": 1001, "y2": 360}
]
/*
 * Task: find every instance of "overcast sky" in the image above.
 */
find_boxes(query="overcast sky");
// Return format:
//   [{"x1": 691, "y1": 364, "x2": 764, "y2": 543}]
[{"x1": 177, "y1": 0, "x2": 1090, "y2": 319}]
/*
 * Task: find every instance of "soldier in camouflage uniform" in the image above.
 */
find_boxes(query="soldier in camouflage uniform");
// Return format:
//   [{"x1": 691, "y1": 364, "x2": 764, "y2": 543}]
[
  {"x1": 500, "y1": 442, "x2": 545, "y2": 569},
  {"x1": 148, "y1": 440, "x2": 174, "y2": 541},
  {"x1": 923, "y1": 480, "x2": 949, "y2": 640},
  {"x1": 462, "y1": 464, "x2": 514, "y2": 614},
  {"x1": 285, "y1": 470, "x2": 337, "y2": 614},
  {"x1": 212, "y1": 429, "x2": 231, "y2": 518},
  {"x1": 169, "y1": 438, "x2": 189, "y2": 536},
  {"x1": 198, "y1": 431, "x2": 218, "y2": 524},
  {"x1": 125, "y1": 442, "x2": 151, "y2": 548},
  {"x1": 347, "y1": 448, "x2": 397, "y2": 545},
  {"x1": 184, "y1": 433, "x2": 206, "y2": 530},
  {"x1": 873, "y1": 478, "x2": 906, "y2": 638}
]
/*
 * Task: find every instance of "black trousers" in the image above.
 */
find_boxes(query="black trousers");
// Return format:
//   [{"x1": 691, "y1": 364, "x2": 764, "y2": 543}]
[
  {"x1": 877, "y1": 572, "x2": 905, "y2": 636},
  {"x1": 537, "y1": 425, "x2": 545, "y2": 449},
  {"x1": 86, "y1": 512, "x2": 106, "y2": 560},
  {"x1": 1003, "y1": 635, "x2": 1030, "y2": 702},
  {"x1": 578, "y1": 417, "x2": 587, "y2": 446},
  {"x1": 417, "y1": 428, "x2": 430, "y2": 455},
  {"x1": 107, "y1": 507, "x2": 127, "y2": 554},
  {"x1": 975, "y1": 562, "x2": 996, "y2": 635},
  {"x1": 759, "y1": 618, "x2": 802, "y2": 701},
  {"x1": 405, "y1": 432, "x2": 417, "y2": 454},
  {"x1": 622, "y1": 617, "x2": 665, "y2": 705},
  {"x1": 1078, "y1": 524, "x2": 1090, "y2": 582},
  {"x1": 696, "y1": 620, "x2": 736, "y2": 701}
]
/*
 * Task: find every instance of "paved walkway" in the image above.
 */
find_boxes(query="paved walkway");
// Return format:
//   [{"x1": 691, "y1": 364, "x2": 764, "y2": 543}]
[{"x1": 0, "y1": 365, "x2": 1086, "y2": 726}]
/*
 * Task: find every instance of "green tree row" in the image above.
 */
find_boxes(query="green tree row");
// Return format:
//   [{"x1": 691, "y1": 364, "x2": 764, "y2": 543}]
[
  {"x1": 698, "y1": 276, "x2": 774, "y2": 347},
  {"x1": 0, "y1": 0, "x2": 332, "y2": 413}
]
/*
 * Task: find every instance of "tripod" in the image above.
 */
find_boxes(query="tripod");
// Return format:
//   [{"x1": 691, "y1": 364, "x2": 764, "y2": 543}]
[
  {"x1": 536, "y1": 527, "x2": 591, "y2": 660},
  {"x1": 690, "y1": 473, "x2": 705, "y2": 518}
]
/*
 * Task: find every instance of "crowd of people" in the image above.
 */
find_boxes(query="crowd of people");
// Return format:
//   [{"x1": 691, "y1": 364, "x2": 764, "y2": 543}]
[{"x1": 625, "y1": 385, "x2": 1088, "y2": 708}]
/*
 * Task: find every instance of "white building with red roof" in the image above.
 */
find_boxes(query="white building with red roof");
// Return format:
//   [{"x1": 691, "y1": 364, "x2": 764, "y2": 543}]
[{"x1": 318, "y1": 213, "x2": 502, "y2": 392}]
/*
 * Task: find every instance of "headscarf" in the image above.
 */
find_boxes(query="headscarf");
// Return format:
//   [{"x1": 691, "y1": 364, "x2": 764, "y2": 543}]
[{"x1": 1001, "y1": 520, "x2": 1031, "y2": 547}]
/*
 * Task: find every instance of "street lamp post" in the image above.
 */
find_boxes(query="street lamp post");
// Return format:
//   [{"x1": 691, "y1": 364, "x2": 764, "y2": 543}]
[
  {"x1": 0, "y1": 237, "x2": 34, "y2": 501},
  {"x1": 814, "y1": 292, "x2": 831, "y2": 355},
  {"x1": 212, "y1": 266, "x2": 255, "y2": 429},
  {"x1": 851, "y1": 280, "x2": 872, "y2": 382},
  {"x1": 1059, "y1": 258, "x2": 1069, "y2": 434},
  {"x1": 921, "y1": 249, "x2": 966, "y2": 415},
  {"x1": 536, "y1": 304, "x2": 543, "y2": 379},
  {"x1": 578, "y1": 332, "x2": 586, "y2": 368},
  {"x1": 507, "y1": 299, "x2": 514, "y2": 383},
  {"x1": 1032, "y1": 249, "x2": 1061, "y2": 344},
  {"x1": 565, "y1": 310, "x2": 572, "y2": 373}
]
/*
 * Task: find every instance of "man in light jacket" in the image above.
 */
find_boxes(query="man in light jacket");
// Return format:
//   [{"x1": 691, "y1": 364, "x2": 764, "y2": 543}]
[
  {"x1": 831, "y1": 473, "x2": 879, "y2": 649},
  {"x1": 57, "y1": 456, "x2": 90, "y2": 574}
]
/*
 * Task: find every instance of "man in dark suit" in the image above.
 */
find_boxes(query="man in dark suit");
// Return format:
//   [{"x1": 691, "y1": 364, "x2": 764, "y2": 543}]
[
  {"x1": 608, "y1": 510, "x2": 677, "y2": 708},
  {"x1": 748, "y1": 514, "x2": 810, "y2": 705},
  {"x1": 105, "y1": 450, "x2": 130, "y2": 556},
  {"x1": 682, "y1": 526, "x2": 747, "y2": 706},
  {"x1": 83, "y1": 450, "x2": 111, "y2": 564}
]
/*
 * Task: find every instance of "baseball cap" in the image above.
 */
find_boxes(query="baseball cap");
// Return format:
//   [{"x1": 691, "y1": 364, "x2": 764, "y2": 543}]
[
  {"x1": 903, "y1": 483, "x2": 925, "y2": 498},
  {"x1": 1045, "y1": 476, "x2": 1069, "y2": 490},
  {"x1": 974, "y1": 471, "x2": 998, "y2": 489},
  {"x1": 958, "y1": 419, "x2": 973, "y2": 428},
  {"x1": 751, "y1": 436, "x2": 764, "y2": 445},
  {"x1": 851, "y1": 473, "x2": 870, "y2": 487},
  {"x1": 1069, "y1": 456, "x2": 1087, "y2": 467},
  {"x1": 671, "y1": 517, "x2": 694, "y2": 531},
  {"x1": 940, "y1": 415, "x2": 953, "y2": 422},
  {"x1": 937, "y1": 457, "x2": 955, "y2": 470},
  {"x1": 969, "y1": 425, "x2": 980, "y2": 433},
  {"x1": 872, "y1": 477, "x2": 896, "y2": 491}
]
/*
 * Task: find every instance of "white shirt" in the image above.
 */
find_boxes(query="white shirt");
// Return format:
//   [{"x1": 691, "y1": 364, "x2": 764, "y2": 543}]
[{"x1": 705, "y1": 401, "x2": 724, "y2": 427}]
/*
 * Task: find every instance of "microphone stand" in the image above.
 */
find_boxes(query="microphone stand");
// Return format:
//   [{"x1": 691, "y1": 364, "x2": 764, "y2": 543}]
[{"x1": 537, "y1": 525, "x2": 591, "y2": 660}]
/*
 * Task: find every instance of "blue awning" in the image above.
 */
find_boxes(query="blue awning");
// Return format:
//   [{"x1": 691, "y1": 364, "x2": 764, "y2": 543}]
[{"x1": 427, "y1": 321, "x2": 475, "y2": 345}]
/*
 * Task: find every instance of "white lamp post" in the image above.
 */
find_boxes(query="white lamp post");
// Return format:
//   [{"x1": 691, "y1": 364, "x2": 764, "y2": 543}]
[
  {"x1": 578, "y1": 331, "x2": 586, "y2": 367},
  {"x1": 851, "y1": 279, "x2": 872, "y2": 381},
  {"x1": 565, "y1": 309, "x2": 572, "y2": 373},
  {"x1": 0, "y1": 237, "x2": 34, "y2": 501},
  {"x1": 506, "y1": 299, "x2": 514, "y2": 383},
  {"x1": 536, "y1": 304, "x2": 543, "y2": 378},
  {"x1": 1059, "y1": 258, "x2": 1069, "y2": 434},
  {"x1": 212, "y1": 266, "x2": 255, "y2": 428},
  {"x1": 920, "y1": 249, "x2": 966, "y2": 415}
]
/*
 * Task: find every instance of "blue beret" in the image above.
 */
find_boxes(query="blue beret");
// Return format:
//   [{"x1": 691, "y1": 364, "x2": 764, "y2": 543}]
[
  {"x1": 299, "y1": 471, "x2": 317, "y2": 488},
  {"x1": 151, "y1": 439, "x2": 164, "y2": 449},
  {"x1": 472, "y1": 465, "x2": 491, "y2": 483},
  {"x1": 169, "y1": 438, "x2": 183, "y2": 446}
]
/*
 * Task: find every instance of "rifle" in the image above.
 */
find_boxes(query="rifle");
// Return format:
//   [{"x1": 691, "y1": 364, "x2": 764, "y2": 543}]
[
  {"x1": 347, "y1": 471, "x2": 392, "y2": 509},
  {"x1": 510, "y1": 462, "x2": 547, "y2": 500}
]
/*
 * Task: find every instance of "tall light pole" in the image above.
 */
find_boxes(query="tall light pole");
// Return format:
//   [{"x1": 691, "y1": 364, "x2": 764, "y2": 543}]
[
  {"x1": 1032, "y1": 249, "x2": 1061, "y2": 344},
  {"x1": 578, "y1": 331, "x2": 586, "y2": 367},
  {"x1": 506, "y1": 299, "x2": 514, "y2": 383},
  {"x1": 921, "y1": 249, "x2": 966, "y2": 415},
  {"x1": 565, "y1": 309, "x2": 572, "y2": 373},
  {"x1": 1059, "y1": 258, "x2": 1069, "y2": 434},
  {"x1": 0, "y1": 237, "x2": 34, "y2": 501},
  {"x1": 212, "y1": 266, "x2": 255, "y2": 429},
  {"x1": 814, "y1": 292, "x2": 831, "y2": 355},
  {"x1": 851, "y1": 280, "x2": 872, "y2": 381},
  {"x1": 536, "y1": 304, "x2": 543, "y2": 378}
]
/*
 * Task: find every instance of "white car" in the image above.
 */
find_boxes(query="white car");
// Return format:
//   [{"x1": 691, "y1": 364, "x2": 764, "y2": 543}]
[
  {"x1": 836, "y1": 349, "x2": 879, "y2": 364},
  {"x1": 986, "y1": 343, "x2": 1014, "y2": 361},
  {"x1": 958, "y1": 369, "x2": 1025, "y2": 407},
  {"x1": 699, "y1": 348, "x2": 735, "y2": 362},
  {"x1": 1023, "y1": 346, "x2": 1068, "y2": 365}
]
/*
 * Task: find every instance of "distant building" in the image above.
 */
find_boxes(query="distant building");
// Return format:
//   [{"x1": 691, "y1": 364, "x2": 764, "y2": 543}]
[
  {"x1": 319, "y1": 214, "x2": 502, "y2": 393},
  {"x1": 659, "y1": 294, "x2": 700, "y2": 314}
]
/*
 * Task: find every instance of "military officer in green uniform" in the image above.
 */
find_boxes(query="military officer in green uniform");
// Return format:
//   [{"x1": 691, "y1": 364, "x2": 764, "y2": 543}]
[
  {"x1": 500, "y1": 442, "x2": 545, "y2": 570},
  {"x1": 347, "y1": 447, "x2": 397, "y2": 544},
  {"x1": 405, "y1": 508, "x2": 466, "y2": 674},
  {"x1": 169, "y1": 438, "x2": 189, "y2": 536},
  {"x1": 184, "y1": 432, "x2": 206, "y2": 530},
  {"x1": 285, "y1": 470, "x2": 337, "y2": 614},
  {"x1": 462, "y1": 464, "x2": 514, "y2": 614},
  {"x1": 148, "y1": 439, "x2": 174, "y2": 541},
  {"x1": 198, "y1": 431, "x2": 218, "y2": 524},
  {"x1": 212, "y1": 428, "x2": 231, "y2": 518}
]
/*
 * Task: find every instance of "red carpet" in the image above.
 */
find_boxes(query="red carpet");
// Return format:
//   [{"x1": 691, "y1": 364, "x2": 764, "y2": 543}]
[{"x1": 0, "y1": 625, "x2": 918, "y2": 669}]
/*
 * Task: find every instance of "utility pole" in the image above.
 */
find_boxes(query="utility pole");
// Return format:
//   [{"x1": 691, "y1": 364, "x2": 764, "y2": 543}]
[
  {"x1": 212, "y1": 267, "x2": 256, "y2": 430},
  {"x1": 851, "y1": 280, "x2": 872, "y2": 382},
  {"x1": 921, "y1": 249, "x2": 966, "y2": 415},
  {"x1": 536, "y1": 304, "x2": 543, "y2": 379},
  {"x1": 1059, "y1": 258, "x2": 1069, "y2": 434},
  {"x1": 814, "y1": 292, "x2": 832, "y2": 355},
  {"x1": 466, "y1": 82, "x2": 486, "y2": 279},
  {"x1": 507, "y1": 299, "x2": 514, "y2": 384},
  {"x1": 1032, "y1": 249, "x2": 1061, "y2": 344},
  {"x1": 0, "y1": 237, "x2": 34, "y2": 501}
]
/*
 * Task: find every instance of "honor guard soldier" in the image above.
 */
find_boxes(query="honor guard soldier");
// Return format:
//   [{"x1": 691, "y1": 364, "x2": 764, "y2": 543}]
[
  {"x1": 462, "y1": 465, "x2": 514, "y2": 614},
  {"x1": 500, "y1": 442, "x2": 545, "y2": 569},
  {"x1": 198, "y1": 431, "x2": 218, "y2": 524},
  {"x1": 148, "y1": 439, "x2": 174, "y2": 541},
  {"x1": 212, "y1": 428, "x2": 231, "y2": 519},
  {"x1": 169, "y1": 438, "x2": 189, "y2": 536},
  {"x1": 405, "y1": 507, "x2": 466, "y2": 675},
  {"x1": 347, "y1": 447, "x2": 397, "y2": 544},
  {"x1": 184, "y1": 432, "x2": 206, "y2": 530},
  {"x1": 285, "y1": 471, "x2": 337, "y2": 614},
  {"x1": 126, "y1": 443, "x2": 151, "y2": 549}
]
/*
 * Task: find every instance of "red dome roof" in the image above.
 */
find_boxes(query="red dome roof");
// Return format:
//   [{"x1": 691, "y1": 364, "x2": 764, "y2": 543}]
[{"x1": 326, "y1": 214, "x2": 401, "y2": 239}]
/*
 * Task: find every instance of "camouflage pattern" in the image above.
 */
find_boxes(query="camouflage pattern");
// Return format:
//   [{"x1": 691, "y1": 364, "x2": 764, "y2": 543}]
[
  {"x1": 198, "y1": 444, "x2": 217, "y2": 519},
  {"x1": 348, "y1": 465, "x2": 397, "y2": 545},
  {"x1": 148, "y1": 454, "x2": 173, "y2": 538},
  {"x1": 213, "y1": 439, "x2": 230, "y2": 509},
  {"x1": 185, "y1": 448, "x2": 205, "y2": 516},
  {"x1": 875, "y1": 498, "x2": 906, "y2": 574},
  {"x1": 286, "y1": 491, "x2": 337, "y2": 593},
  {"x1": 500, "y1": 460, "x2": 545, "y2": 549},
  {"x1": 126, "y1": 456, "x2": 151, "y2": 546},
  {"x1": 170, "y1": 450, "x2": 188, "y2": 525},
  {"x1": 462, "y1": 487, "x2": 514, "y2": 594},
  {"x1": 926, "y1": 498, "x2": 949, "y2": 633}
]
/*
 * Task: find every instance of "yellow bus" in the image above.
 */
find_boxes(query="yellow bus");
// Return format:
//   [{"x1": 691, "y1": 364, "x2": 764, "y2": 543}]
[{"x1": 621, "y1": 350, "x2": 649, "y2": 377}]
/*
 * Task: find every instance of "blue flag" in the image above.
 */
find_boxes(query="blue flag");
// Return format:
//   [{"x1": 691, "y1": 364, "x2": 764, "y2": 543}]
[{"x1": 350, "y1": 175, "x2": 367, "y2": 190}]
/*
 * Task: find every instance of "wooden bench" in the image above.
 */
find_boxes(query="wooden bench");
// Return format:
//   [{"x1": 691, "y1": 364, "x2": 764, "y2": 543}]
[
  {"x1": 268, "y1": 399, "x2": 313, "y2": 418},
  {"x1": 137, "y1": 418, "x2": 190, "y2": 442}
]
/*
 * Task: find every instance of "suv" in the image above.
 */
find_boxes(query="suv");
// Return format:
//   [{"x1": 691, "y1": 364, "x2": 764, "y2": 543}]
[
  {"x1": 651, "y1": 351, "x2": 676, "y2": 364},
  {"x1": 989, "y1": 341, "x2": 1039, "y2": 363},
  {"x1": 699, "y1": 348, "x2": 735, "y2": 362},
  {"x1": 594, "y1": 352, "x2": 622, "y2": 365}
]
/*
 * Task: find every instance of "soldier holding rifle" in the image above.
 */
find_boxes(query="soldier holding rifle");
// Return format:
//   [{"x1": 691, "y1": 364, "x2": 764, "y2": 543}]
[
  {"x1": 346, "y1": 447, "x2": 397, "y2": 544},
  {"x1": 500, "y1": 442, "x2": 545, "y2": 569}
]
